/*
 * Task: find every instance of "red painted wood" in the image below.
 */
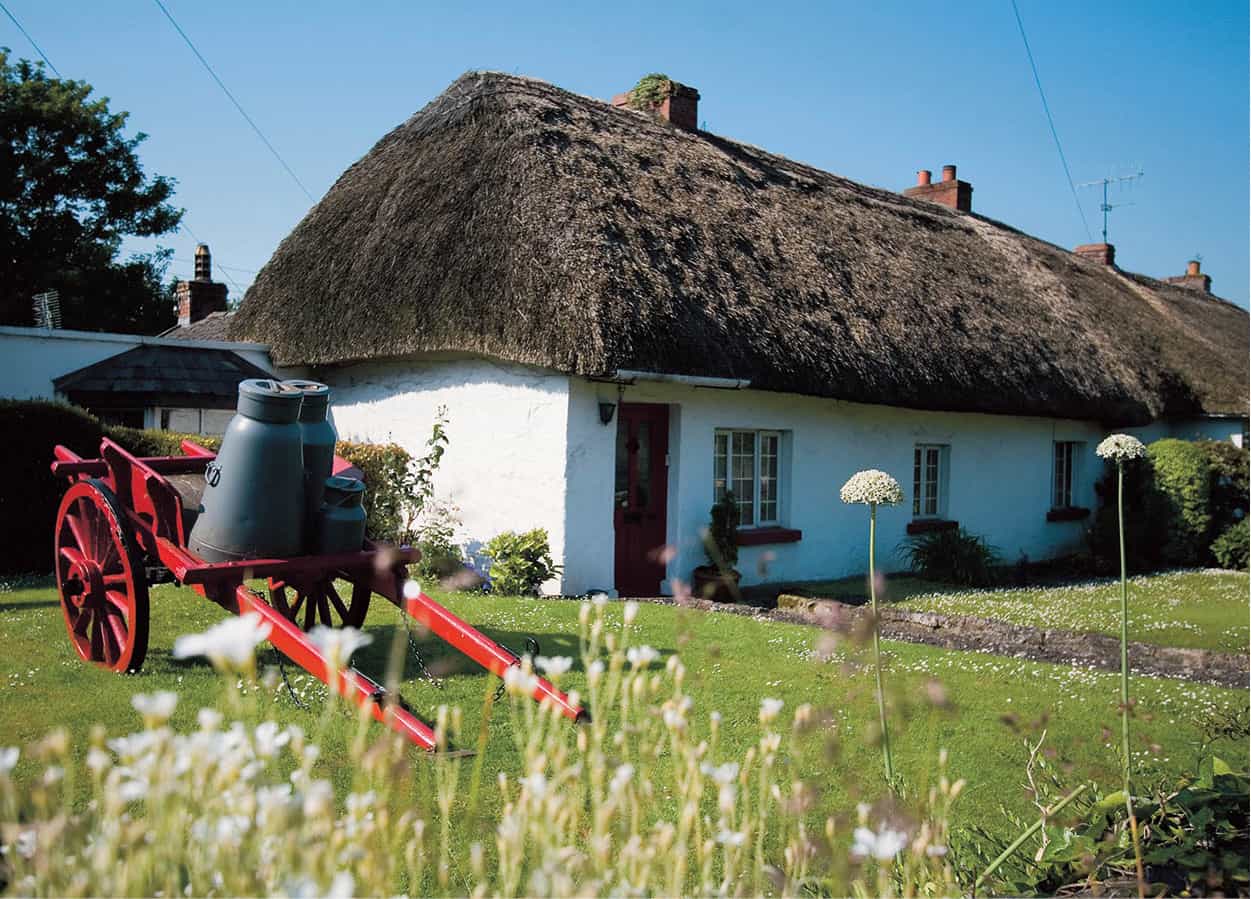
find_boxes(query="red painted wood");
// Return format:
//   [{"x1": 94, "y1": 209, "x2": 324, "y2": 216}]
[
  {"x1": 735, "y1": 527, "x2": 803, "y2": 547},
  {"x1": 613, "y1": 403, "x2": 670, "y2": 596}
]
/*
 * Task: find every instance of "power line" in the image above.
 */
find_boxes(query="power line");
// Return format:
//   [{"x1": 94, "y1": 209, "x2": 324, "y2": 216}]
[
  {"x1": 152, "y1": 0, "x2": 316, "y2": 203},
  {"x1": 176, "y1": 222, "x2": 245, "y2": 294},
  {"x1": 1009, "y1": 0, "x2": 1093, "y2": 242},
  {"x1": 0, "y1": 1, "x2": 61, "y2": 76}
]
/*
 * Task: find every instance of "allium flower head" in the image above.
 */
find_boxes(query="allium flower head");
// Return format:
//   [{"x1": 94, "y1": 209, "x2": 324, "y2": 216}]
[
  {"x1": 840, "y1": 470, "x2": 904, "y2": 506},
  {"x1": 173, "y1": 613, "x2": 272, "y2": 669},
  {"x1": 1096, "y1": 433, "x2": 1146, "y2": 463}
]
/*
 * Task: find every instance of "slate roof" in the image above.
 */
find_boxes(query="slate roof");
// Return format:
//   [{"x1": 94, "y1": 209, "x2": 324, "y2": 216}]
[
  {"x1": 160, "y1": 311, "x2": 235, "y2": 342},
  {"x1": 54, "y1": 345, "x2": 272, "y2": 405}
]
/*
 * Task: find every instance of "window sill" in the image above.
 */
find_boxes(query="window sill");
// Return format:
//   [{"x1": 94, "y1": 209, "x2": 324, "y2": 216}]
[
  {"x1": 1046, "y1": 506, "x2": 1091, "y2": 523},
  {"x1": 906, "y1": 519, "x2": 958, "y2": 535},
  {"x1": 735, "y1": 527, "x2": 803, "y2": 547}
]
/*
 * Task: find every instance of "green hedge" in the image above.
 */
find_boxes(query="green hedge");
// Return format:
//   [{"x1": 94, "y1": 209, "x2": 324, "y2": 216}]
[
  {"x1": 0, "y1": 401, "x2": 413, "y2": 574},
  {"x1": 0, "y1": 400, "x2": 107, "y2": 575},
  {"x1": 1211, "y1": 519, "x2": 1249, "y2": 570},
  {"x1": 1197, "y1": 439, "x2": 1249, "y2": 535},
  {"x1": 1147, "y1": 439, "x2": 1213, "y2": 566}
]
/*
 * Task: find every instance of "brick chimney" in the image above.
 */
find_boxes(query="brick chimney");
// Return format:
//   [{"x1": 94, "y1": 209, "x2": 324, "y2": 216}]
[
  {"x1": 1163, "y1": 259, "x2": 1212, "y2": 294},
  {"x1": 1074, "y1": 243, "x2": 1116, "y2": 266},
  {"x1": 176, "y1": 243, "x2": 229, "y2": 327},
  {"x1": 611, "y1": 78, "x2": 700, "y2": 131},
  {"x1": 903, "y1": 163, "x2": 973, "y2": 212}
]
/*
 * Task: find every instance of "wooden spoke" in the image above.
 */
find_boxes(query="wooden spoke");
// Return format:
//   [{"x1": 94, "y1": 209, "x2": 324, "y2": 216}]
[
  {"x1": 267, "y1": 575, "x2": 371, "y2": 632},
  {"x1": 54, "y1": 481, "x2": 149, "y2": 673}
]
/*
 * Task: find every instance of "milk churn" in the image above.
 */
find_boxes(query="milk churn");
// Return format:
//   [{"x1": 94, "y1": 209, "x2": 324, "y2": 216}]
[
  {"x1": 281, "y1": 380, "x2": 336, "y2": 551},
  {"x1": 188, "y1": 379, "x2": 306, "y2": 561},
  {"x1": 317, "y1": 476, "x2": 367, "y2": 554}
]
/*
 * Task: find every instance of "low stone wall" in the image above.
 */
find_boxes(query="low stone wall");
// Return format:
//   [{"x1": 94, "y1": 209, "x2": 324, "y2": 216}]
[
  {"x1": 773, "y1": 595, "x2": 1248, "y2": 688},
  {"x1": 632, "y1": 593, "x2": 1248, "y2": 688}
]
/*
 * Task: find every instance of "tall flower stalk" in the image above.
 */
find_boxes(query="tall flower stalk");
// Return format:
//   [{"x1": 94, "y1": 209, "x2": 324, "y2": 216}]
[
  {"x1": 841, "y1": 469, "x2": 904, "y2": 784},
  {"x1": 1096, "y1": 433, "x2": 1147, "y2": 898}
]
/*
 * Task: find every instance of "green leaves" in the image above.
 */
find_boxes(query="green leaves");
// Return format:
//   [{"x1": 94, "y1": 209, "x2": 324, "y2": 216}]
[
  {"x1": 482, "y1": 528, "x2": 561, "y2": 596},
  {"x1": 0, "y1": 52, "x2": 182, "y2": 330}
]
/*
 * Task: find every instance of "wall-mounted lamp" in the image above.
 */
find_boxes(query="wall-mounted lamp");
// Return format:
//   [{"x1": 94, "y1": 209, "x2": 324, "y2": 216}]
[{"x1": 598, "y1": 401, "x2": 616, "y2": 426}]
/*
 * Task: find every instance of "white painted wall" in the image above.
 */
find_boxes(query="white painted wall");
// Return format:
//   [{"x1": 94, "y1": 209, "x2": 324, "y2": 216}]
[
  {"x1": 565, "y1": 378, "x2": 1109, "y2": 594},
  {"x1": 319, "y1": 356, "x2": 573, "y2": 593},
  {"x1": 0, "y1": 325, "x2": 276, "y2": 400}
]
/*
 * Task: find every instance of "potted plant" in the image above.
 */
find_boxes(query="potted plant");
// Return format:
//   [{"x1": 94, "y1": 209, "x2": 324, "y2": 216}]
[{"x1": 692, "y1": 492, "x2": 741, "y2": 603}]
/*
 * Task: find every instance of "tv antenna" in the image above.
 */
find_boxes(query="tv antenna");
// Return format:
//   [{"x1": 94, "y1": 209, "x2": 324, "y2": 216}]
[
  {"x1": 31, "y1": 289, "x2": 62, "y2": 329},
  {"x1": 1078, "y1": 169, "x2": 1144, "y2": 243}
]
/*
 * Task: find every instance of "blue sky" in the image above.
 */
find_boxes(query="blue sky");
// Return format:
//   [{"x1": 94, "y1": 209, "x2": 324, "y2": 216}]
[{"x1": 7, "y1": 0, "x2": 1248, "y2": 307}]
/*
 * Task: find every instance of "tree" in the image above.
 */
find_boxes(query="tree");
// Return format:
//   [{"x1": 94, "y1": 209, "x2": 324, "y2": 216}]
[{"x1": 0, "y1": 51, "x2": 182, "y2": 332}]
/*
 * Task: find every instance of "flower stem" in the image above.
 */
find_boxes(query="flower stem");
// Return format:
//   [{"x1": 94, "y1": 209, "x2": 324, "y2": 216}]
[
  {"x1": 974, "y1": 783, "x2": 1087, "y2": 895},
  {"x1": 869, "y1": 504, "x2": 893, "y2": 784},
  {"x1": 1117, "y1": 464, "x2": 1147, "y2": 898}
]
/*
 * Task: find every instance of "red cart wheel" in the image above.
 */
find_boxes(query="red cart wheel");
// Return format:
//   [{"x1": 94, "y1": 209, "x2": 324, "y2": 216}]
[
  {"x1": 268, "y1": 576, "x2": 370, "y2": 631},
  {"x1": 54, "y1": 480, "x2": 150, "y2": 673}
]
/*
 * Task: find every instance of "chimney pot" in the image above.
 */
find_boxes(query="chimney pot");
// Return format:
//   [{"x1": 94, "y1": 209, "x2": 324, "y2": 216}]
[
  {"x1": 903, "y1": 164, "x2": 972, "y2": 212},
  {"x1": 1186, "y1": 259, "x2": 1201, "y2": 276},
  {"x1": 194, "y1": 243, "x2": 212, "y2": 281},
  {"x1": 614, "y1": 78, "x2": 699, "y2": 131}
]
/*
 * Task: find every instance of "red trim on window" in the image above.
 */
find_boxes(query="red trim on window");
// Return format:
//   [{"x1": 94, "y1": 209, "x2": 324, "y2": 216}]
[
  {"x1": 906, "y1": 519, "x2": 958, "y2": 535},
  {"x1": 735, "y1": 527, "x2": 802, "y2": 546},
  {"x1": 1046, "y1": 506, "x2": 1090, "y2": 522}
]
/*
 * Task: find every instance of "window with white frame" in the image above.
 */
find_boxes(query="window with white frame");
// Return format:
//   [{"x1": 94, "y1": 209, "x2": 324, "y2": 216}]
[
  {"x1": 1053, "y1": 441, "x2": 1080, "y2": 508},
  {"x1": 713, "y1": 430, "x2": 783, "y2": 527},
  {"x1": 912, "y1": 444, "x2": 948, "y2": 518}
]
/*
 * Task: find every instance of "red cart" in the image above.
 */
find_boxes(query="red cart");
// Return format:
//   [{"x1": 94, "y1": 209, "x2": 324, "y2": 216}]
[{"x1": 49, "y1": 436, "x2": 585, "y2": 750}]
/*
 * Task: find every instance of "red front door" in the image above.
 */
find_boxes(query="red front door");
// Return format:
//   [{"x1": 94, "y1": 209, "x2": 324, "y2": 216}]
[{"x1": 613, "y1": 403, "x2": 669, "y2": 597}]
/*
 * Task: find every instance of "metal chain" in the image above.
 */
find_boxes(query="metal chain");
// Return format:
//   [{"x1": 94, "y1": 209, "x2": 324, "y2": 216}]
[
  {"x1": 275, "y1": 651, "x2": 308, "y2": 710},
  {"x1": 397, "y1": 603, "x2": 444, "y2": 689},
  {"x1": 493, "y1": 637, "x2": 542, "y2": 703}
]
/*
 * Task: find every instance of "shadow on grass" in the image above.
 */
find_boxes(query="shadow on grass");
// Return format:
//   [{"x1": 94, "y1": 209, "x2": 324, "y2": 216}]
[{"x1": 0, "y1": 599, "x2": 62, "y2": 613}]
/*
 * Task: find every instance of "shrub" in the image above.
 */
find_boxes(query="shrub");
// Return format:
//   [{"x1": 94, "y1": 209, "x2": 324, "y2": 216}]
[
  {"x1": 334, "y1": 440, "x2": 413, "y2": 543},
  {"x1": 1198, "y1": 439, "x2": 1249, "y2": 535},
  {"x1": 0, "y1": 399, "x2": 104, "y2": 574},
  {"x1": 483, "y1": 528, "x2": 560, "y2": 595},
  {"x1": 106, "y1": 425, "x2": 221, "y2": 456},
  {"x1": 1146, "y1": 439, "x2": 1212, "y2": 566},
  {"x1": 413, "y1": 499, "x2": 465, "y2": 584},
  {"x1": 900, "y1": 527, "x2": 999, "y2": 587},
  {"x1": 1211, "y1": 519, "x2": 1249, "y2": 570},
  {"x1": 703, "y1": 491, "x2": 739, "y2": 570}
]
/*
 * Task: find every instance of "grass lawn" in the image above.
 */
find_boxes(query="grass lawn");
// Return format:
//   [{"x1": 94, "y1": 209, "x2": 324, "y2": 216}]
[
  {"x1": 893, "y1": 569, "x2": 1249, "y2": 653},
  {"x1": 1, "y1": 573, "x2": 1247, "y2": 851}
]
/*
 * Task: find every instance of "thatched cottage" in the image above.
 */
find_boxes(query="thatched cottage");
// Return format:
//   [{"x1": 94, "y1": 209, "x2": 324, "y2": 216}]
[{"x1": 229, "y1": 72, "x2": 1249, "y2": 596}]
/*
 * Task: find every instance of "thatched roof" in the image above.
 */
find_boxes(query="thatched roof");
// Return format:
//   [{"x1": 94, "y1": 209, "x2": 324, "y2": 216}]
[{"x1": 230, "y1": 72, "x2": 1248, "y2": 424}]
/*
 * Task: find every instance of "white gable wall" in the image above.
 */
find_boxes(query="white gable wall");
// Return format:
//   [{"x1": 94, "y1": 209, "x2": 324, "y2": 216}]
[
  {"x1": 319, "y1": 356, "x2": 573, "y2": 593},
  {"x1": 565, "y1": 378, "x2": 1106, "y2": 594}
]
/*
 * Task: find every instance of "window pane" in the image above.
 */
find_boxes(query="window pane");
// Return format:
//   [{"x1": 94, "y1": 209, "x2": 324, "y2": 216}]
[
  {"x1": 760, "y1": 434, "x2": 779, "y2": 522},
  {"x1": 635, "y1": 421, "x2": 650, "y2": 507},
  {"x1": 913, "y1": 447, "x2": 922, "y2": 517},
  {"x1": 615, "y1": 420, "x2": 630, "y2": 508},
  {"x1": 731, "y1": 431, "x2": 755, "y2": 526},
  {"x1": 714, "y1": 433, "x2": 728, "y2": 500},
  {"x1": 924, "y1": 448, "x2": 939, "y2": 516}
]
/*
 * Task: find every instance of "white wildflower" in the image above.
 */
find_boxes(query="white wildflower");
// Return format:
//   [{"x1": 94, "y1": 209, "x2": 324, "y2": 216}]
[
  {"x1": 626, "y1": 645, "x2": 658, "y2": 667},
  {"x1": 402, "y1": 579, "x2": 422, "y2": 600},
  {"x1": 0, "y1": 747, "x2": 18, "y2": 776},
  {"x1": 308, "y1": 625, "x2": 372, "y2": 668},
  {"x1": 590, "y1": 592, "x2": 609, "y2": 607},
  {"x1": 520, "y1": 772, "x2": 548, "y2": 799},
  {"x1": 253, "y1": 721, "x2": 290, "y2": 758},
  {"x1": 172, "y1": 613, "x2": 271, "y2": 668},
  {"x1": 623, "y1": 600, "x2": 639, "y2": 625},
  {"x1": 86, "y1": 747, "x2": 111, "y2": 774},
  {"x1": 131, "y1": 691, "x2": 178, "y2": 722},
  {"x1": 196, "y1": 707, "x2": 222, "y2": 731},
  {"x1": 610, "y1": 763, "x2": 634, "y2": 795},
  {"x1": 716, "y1": 828, "x2": 747, "y2": 847},
  {"x1": 1096, "y1": 433, "x2": 1146, "y2": 463},
  {"x1": 927, "y1": 844, "x2": 949, "y2": 857},
  {"x1": 840, "y1": 469, "x2": 904, "y2": 506},
  {"x1": 504, "y1": 666, "x2": 538, "y2": 695},
  {"x1": 759, "y1": 697, "x2": 784, "y2": 724},
  {"x1": 535, "y1": 655, "x2": 573, "y2": 676},
  {"x1": 852, "y1": 825, "x2": 910, "y2": 861},
  {"x1": 701, "y1": 761, "x2": 739, "y2": 785}
]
